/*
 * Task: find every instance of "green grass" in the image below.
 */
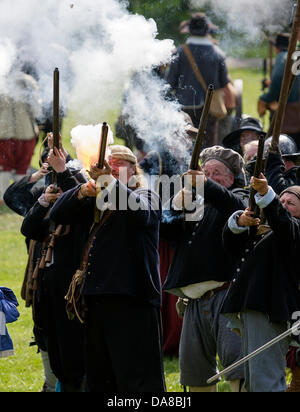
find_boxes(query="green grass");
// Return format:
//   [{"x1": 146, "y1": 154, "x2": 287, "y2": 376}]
[{"x1": 0, "y1": 206, "x2": 43, "y2": 392}]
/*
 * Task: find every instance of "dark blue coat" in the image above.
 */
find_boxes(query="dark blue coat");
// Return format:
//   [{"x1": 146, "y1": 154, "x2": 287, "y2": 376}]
[
  {"x1": 221, "y1": 195, "x2": 300, "y2": 322},
  {"x1": 163, "y1": 179, "x2": 249, "y2": 295},
  {"x1": 50, "y1": 181, "x2": 162, "y2": 308},
  {"x1": 167, "y1": 41, "x2": 229, "y2": 108}
]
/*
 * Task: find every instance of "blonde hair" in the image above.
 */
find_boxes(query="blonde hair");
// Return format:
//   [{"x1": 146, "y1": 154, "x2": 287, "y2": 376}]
[{"x1": 130, "y1": 164, "x2": 148, "y2": 190}]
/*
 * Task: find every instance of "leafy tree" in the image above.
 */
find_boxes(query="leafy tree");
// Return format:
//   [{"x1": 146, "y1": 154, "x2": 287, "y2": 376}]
[{"x1": 127, "y1": 0, "x2": 191, "y2": 45}]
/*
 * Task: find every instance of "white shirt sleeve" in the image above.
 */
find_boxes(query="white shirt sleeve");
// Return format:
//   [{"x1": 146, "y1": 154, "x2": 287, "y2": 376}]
[
  {"x1": 228, "y1": 211, "x2": 249, "y2": 234},
  {"x1": 254, "y1": 187, "x2": 276, "y2": 209}
]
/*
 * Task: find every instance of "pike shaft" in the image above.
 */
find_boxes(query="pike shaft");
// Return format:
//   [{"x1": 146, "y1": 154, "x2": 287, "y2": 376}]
[
  {"x1": 271, "y1": 0, "x2": 300, "y2": 145},
  {"x1": 207, "y1": 320, "x2": 300, "y2": 385}
]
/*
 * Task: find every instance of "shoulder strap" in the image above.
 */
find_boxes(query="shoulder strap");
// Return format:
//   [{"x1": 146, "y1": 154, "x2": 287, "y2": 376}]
[
  {"x1": 80, "y1": 210, "x2": 113, "y2": 270},
  {"x1": 182, "y1": 44, "x2": 207, "y2": 92}
]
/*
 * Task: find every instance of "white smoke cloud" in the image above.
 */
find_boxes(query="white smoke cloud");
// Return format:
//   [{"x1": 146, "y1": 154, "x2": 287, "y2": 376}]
[
  {"x1": 122, "y1": 71, "x2": 193, "y2": 165},
  {"x1": 0, "y1": 0, "x2": 174, "y2": 126},
  {"x1": 190, "y1": 0, "x2": 293, "y2": 40}
]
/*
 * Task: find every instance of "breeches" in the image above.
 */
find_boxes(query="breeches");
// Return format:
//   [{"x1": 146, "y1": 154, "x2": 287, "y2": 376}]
[{"x1": 0, "y1": 138, "x2": 36, "y2": 174}]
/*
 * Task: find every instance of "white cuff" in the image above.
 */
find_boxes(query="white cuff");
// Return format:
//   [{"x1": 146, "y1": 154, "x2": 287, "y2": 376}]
[
  {"x1": 38, "y1": 193, "x2": 50, "y2": 208},
  {"x1": 228, "y1": 211, "x2": 248, "y2": 234},
  {"x1": 254, "y1": 187, "x2": 276, "y2": 209}
]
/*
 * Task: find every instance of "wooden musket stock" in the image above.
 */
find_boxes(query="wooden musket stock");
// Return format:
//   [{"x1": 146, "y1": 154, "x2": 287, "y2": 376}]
[
  {"x1": 189, "y1": 84, "x2": 214, "y2": 170},
  {"x1": 52, "y1": 68, "x2": 60, "y2": 185}
]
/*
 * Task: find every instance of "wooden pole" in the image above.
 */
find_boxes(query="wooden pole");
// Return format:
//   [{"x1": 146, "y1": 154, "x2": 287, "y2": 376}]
[{"x1": 271, "y1": 0, "x2": 300, "y2": 147}]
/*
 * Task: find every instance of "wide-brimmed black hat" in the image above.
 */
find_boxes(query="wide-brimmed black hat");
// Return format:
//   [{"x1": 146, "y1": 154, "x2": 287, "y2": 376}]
[
  {"x1": 180, "y1": 13, "x2": 219, "y2": 35},
  {"x1": 188, "y1": 13, "x2": 210, "y2": 36},
  {"x1": 223, "y1": 117, "x2": 266, "y2": 151},
  {"x1": 270, "y1": 33, "x2": 290, "y2": 51}
]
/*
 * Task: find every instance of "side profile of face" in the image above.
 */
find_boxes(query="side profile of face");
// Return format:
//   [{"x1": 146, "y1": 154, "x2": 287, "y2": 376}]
[
  {"x1": 280, "y1": 192, "x2": 300, "y2": 218},
  {"x1": 203, "y1": 159, "x2": 235, "y2": 188},
  {"x1": 109, "y1": 158, "x2": 136, "y2": 184}
]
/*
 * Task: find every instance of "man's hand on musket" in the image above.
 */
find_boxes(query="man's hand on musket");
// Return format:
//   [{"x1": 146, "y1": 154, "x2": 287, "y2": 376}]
[
  {"x1": 185, "y1": 166, "x2": 207, "y2": 189},
  {"x1": 238, "y1": 207, "x2": 261, "y2": 227},
  {"x1": 44, "y1": 184, "x2": 62, "y2": 203},
  {"x1": 47, "y1": 147, "x2": 67, "y2": 173},
  {"x1": 78, "y1": 181, "x2": 97, "y2": 200},
  {"x1": 250, "y1": 173, "x2": 269, "y2": 196},
  {"x1": 30, "y1": 163, "x2": 50, "y2": 183},
  {"x1": 47, "y1": 132, "x2": 69, "y2": 158},
  {"x1": 87, "y1": 160, "x2": 112, "y2": 180}
]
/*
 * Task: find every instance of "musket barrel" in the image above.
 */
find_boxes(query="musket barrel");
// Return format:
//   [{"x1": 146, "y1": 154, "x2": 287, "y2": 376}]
[
  {"x1": 248, "y1": 133, "x2": 266, "y2": 237},
  {"x1": 52, "y1": 68, "x2": 60, "y2": 185},
  {"x1": 189, "y1": 84, "x2": 214, "y2": 170},
  {"x1": 53, "y1": 68, "x2": 60, "y2": 150},
  {"x1": 97, "y1": 122, "x2": 109, "y2": 169}
]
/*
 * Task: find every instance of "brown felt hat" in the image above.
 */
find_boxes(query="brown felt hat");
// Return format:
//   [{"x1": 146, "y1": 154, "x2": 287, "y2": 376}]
[
  {"x1": 109, "y1": 145, "x2": 137, "y2": 165},
  {"x1": 280, "y1": 186, "x2": 300, "y2": 201},
  {"x1": 200, "y1": 145, "x2": 246, "y2": 187}
]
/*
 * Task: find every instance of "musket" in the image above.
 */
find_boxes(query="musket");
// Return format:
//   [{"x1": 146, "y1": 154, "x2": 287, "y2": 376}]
[
  {"x1": 271, "y1": 0, "x2": 300, "y2": 148},
  {"x1": 97, "y1": 122, "x2": 109, "y2": 169},
  {"x1": 189, "y1": 84, "x2": 214, "y2": 170},
  {"x1": 248, "y1": 133, "x2": 266, "y2": 236},
  {"x1": 52, "y1": 68, "x2": 60, "y2": 187},
  {"x1": 261, "y1": 58, "x2": 268, "y2": 128},
  {"x1": 248, "y1": 133, "x2": 265, "y2": 213},
  {"x1": 261, "y1": 58, "x2": 267, "y2": 93},
  {"x1": 207, "y1": 319, "x2": 300, "y2": 385},
  {"x1": 94, "y1": 122, "x2": 109, "y2": 223}
]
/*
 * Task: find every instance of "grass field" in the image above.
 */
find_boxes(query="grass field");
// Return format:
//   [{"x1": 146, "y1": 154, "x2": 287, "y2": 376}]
[{"x1": 0, "y1": 66, "x2": 271, "y2": 392}]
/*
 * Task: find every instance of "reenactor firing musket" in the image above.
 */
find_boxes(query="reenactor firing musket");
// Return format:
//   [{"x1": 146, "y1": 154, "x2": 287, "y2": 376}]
[{"x1": 206, "y1": 2, "x2": 300, "y2": 385}]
